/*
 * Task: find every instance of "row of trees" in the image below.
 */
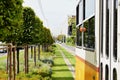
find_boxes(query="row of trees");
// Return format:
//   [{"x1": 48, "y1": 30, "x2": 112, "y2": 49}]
[
  {"x1": 0, "y1": 0, "x2": 54, "y2": 46},
  {"x1": 0, "y1": 0, "x2": 54, "y2": 75}
]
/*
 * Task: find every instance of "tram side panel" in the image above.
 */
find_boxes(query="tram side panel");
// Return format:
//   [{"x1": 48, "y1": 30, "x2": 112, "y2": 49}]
[{"x1": 75, "y1": 48, "x2": 99, "y2": 80}]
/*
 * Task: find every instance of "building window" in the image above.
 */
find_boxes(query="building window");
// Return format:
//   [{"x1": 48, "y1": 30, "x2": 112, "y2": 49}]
[
  {"x1": 113, "y1": 68, "x2": 117, "y2": 80},
  {"x1": 113, "y1": 0, "x2": 118, "y2": 61},
  {"x1": 68, "y1": 25, "x2": 72, "y2": 36},
  {"x1": 84, "y1": 17, "x2": 95, "y2": 49},
  {"x1": 76, "y1": 4, "x2": 79, "y2": 25},
  {"x1": 76, "y1": 26, "x2": 82, "y2": 46},
  {"x1": 105, "y1": 65, "x2": 109, "y2": 80},
  {"x1": 106, "y1": 0, "x2": 109, "y2": 58},
  {"x1": 85, "y1": 0, "x2": 95, "y2": 19}
]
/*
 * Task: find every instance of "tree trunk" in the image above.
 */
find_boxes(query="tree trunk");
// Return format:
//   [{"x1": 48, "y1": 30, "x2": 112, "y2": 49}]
[
  {"x1": 26, "y1": 45, "x2": 29, "y2": 73},
  {"x1": 7, "y1": 50, "x2": 9, "y2": 74},
  {"x1": 13, "y1": 47, "x2": 16, "y2": 80},
  {"x1": 42, "y1": 45, "x2": 45, "y2": 51},
  {"x1": 8, "y1": 44, "x2": 12, "y2": 80},
  {"x1": 34, "y1": 46, "x2": 36, "y2": 66},
  {"x1": 16, "y1": 48, "x2": 19, "y2": 74},
  {"x1": 24, "y1": 45, "x2": 29, "y2": 74},
  {"x1": 24, "y1": 46, "x2": 27, "y2": 73},
  {"x1": 38, "y1": 45, "x2": 40, "y2": 60},
  {"x1": 31, "y1": 46, "x2": 33, "y2": 58},
  {"x1": 46, "y1": 44, "x2": 48, "y2": 51}
]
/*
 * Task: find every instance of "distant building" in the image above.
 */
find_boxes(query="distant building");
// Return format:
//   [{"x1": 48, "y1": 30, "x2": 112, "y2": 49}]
[{"x1": 67, "y1": 15, "x2": 76, "y2": 36}]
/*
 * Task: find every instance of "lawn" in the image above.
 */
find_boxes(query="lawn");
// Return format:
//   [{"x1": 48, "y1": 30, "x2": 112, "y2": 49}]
[
  {"x1": 52, "y1": 45, "x2": 74, "y2": 80},
  {"x1": 0, "y1": 54, "x2": 7, "y2": 79},
  {"x1": 0, "y1": 47, "x2": 53, "y2": 80}
]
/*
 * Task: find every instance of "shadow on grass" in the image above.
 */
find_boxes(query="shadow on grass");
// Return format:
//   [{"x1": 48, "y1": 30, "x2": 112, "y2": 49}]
[
  {"x1": 54, "y1": 63, "x2": 75, "y2": 68},
  {"x1": 52, "y1": 69, "x2": 70, "y2": 72},
  {"x1": 52, "y1": 77, "x2": 74, "y2": 80}
]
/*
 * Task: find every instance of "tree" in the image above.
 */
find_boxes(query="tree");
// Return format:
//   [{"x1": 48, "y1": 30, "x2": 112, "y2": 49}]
[
  {"x1": 57, "y1": 34, "x2": 66, "y2": 43},
  {"x1": 31, "y1": 16, "x2": 43, "y2": 44},
  {"x1": 41, "y1": 27, "x2": 54, "y2": 51},
  {"x1": 0, "y1": 0, "x2": 23, "y2": 75},
  {"x1": 31, "y1": 16, "x2": 43, "y2": 60}
]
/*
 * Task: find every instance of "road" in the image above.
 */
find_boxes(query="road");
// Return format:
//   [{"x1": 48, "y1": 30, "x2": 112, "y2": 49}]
[
  {"x1": 59, "y1": 43, "x2": 75, "y2": 56},
  {"x1": 0, "y1": 53, "x2": 7, "y2": 57}
]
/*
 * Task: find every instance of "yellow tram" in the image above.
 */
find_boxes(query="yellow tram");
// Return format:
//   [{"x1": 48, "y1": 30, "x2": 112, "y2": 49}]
[{"x1": 75, "y1": 0, "x2": 120, "y2": 80}]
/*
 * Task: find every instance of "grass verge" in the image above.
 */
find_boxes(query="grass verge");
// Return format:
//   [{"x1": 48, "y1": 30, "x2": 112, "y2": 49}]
[
  {"x1": 57, "y1": 45, "x2": 76, "y2": 67},
  {"x1": 52, "y1": 45, "x2": 74, "y2": 80}
]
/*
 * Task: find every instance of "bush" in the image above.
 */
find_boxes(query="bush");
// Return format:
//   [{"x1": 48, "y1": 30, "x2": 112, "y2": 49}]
[
  {"x1": 0, "y1": 70, "x2": 8, "y2": 79},
  {"x1": 41, "y1": 58, "x2": 54, "y2": 67},
  {"x1": 39, "y1": 64, "x2": 52, "y2": 77}
]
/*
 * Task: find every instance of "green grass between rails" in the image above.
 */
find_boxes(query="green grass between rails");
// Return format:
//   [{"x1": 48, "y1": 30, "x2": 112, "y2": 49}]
[
  {"x1": 57, "y1": 45, "x2": 76, "y2": 67},
  {"x1": 52, "y1": 45, "x2": 74, "y2": 80}
]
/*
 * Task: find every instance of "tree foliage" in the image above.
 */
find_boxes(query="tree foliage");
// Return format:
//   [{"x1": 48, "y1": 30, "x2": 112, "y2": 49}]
[
  {"x1": 21, "y1": 7, "x2": 35, "y2": 44},
  {"x1": 0, "y1": 1, "x2": 54, "y2": 46},
  {"x1": 57, "y1": 34, "x2": 66, "y2": 42},
  {"x1": 31, "y1": 16, "x2": 43, "y2": 44},
  {"x1": 0, "y1": 0, "x2": 23, "y2": 43}
]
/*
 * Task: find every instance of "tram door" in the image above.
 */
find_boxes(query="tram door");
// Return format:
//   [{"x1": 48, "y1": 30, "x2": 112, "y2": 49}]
[{"x1": 100, "y1": 0, "x2": 118, "y2": 80}]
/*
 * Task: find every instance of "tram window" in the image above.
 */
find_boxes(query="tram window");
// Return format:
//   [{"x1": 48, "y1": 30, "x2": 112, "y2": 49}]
[
  {"x1": 100, "y1": 63, "x2": 103, "y2": 80},
  {"x1": 106, "y1": 0, "x2": 109, "y2": 58},
  {"x1": 79, "y1": 0, "x2": 83, "y2": 24},
  {"x1": 76, "y1": 4, "x2": 79, "y2": 25},
  {"x1": 113, "y1": 0, "x2": 118, "y2": 60},
  {"x1": 113, "y1": 68, "x2": 117, "y2": 80},
  {"x1": 85, "y1": 0, "x2": 95, "y2": 19},
  {"x1": 105, "y1": 65, "x2": 109, "y2": 80},
  {"x1": 84, "y1": 17, "x2": 95, "y2": 49},
  {"x1": 76, "y1": 26, "x2": 82, "y2": 46}
]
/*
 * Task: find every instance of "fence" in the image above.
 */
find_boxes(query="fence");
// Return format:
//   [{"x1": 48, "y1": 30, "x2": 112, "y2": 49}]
[{"x1": 0, "y1": 43, "x2": 41, "y2": 80}]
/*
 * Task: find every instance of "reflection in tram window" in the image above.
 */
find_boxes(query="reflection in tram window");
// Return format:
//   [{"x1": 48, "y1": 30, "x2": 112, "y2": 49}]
[
  {"x1": 85, "y1": 0, "x2": 95, "y2": 19},
  {"x1": 79, "y1": 0, "x2": 83, "y2": 24},
  {"x1": 113, "y1": 0, "x2": 118, "y2": 60},
  {"x1": 76, "y1": 26, "x2": 82, "y2": 46},
  {"x1": 106, "y1": 0, "x2": 109, "y2": 58},
  {"x1": 84, "y1": 17, "x2": 95, "y2": 49},
  {"x1": 76, "y1": 4, "x2": 79, "y2": 25}
]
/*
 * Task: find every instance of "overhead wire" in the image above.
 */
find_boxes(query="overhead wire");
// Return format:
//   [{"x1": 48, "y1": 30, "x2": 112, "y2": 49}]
[{"x1": 37, "y1": 0, "x2": 48, "y2": 27}]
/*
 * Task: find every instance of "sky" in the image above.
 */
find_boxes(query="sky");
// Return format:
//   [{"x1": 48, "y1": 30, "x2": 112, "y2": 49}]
[{"x1": 23, "y1": 0, "x2": 76, "y2": 36}]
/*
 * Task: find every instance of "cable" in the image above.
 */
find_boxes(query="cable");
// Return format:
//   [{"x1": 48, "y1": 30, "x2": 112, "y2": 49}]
[{"x1": 37, "y1": 0, "x2": 48, "y2": 27}]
